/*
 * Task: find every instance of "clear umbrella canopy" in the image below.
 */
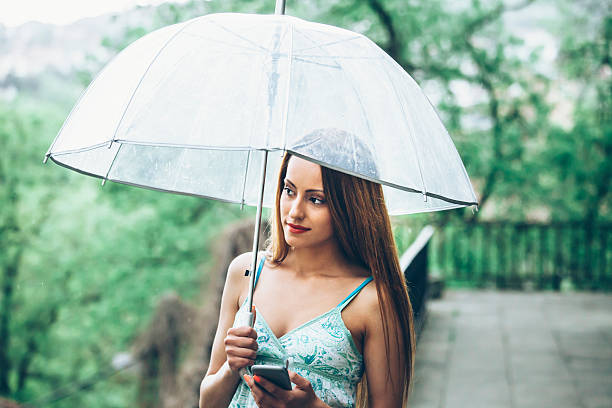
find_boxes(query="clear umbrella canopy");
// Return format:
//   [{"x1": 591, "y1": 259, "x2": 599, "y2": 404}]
[{"x1": 46, "y1": 12, "x2": 478, "y2": 215}]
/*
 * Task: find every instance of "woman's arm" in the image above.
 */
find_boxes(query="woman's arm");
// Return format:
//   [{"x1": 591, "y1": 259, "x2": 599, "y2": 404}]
[
  {"x1": 361, "y1": 289, "x2": 407, "y2": 407},
  {"x1": 199, "y1": 361, "x2": 241, "y2": 407},
  {"x1": 199, "y1": 252, "x2": 256, "y2": 407}
]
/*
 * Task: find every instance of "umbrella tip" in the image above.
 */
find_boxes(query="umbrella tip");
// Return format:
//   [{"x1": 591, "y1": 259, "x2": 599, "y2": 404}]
[
  {"x1": 42, "y1": 155, "x2": 49, "y2": 164},
  {"x1": 101, "y1": 179, "x2": 107, "y2": 187}
]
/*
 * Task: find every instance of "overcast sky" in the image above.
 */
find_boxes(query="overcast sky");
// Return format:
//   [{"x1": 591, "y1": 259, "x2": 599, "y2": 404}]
[
  {"x1": 0, "y1": 0, "x2": 557, "y2": 73},
  {"x1": 0, "y1": 0, "x2": 190, "y2": 27}
]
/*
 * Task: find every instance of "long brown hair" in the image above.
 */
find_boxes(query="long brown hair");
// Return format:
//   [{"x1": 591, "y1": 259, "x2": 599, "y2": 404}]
[{"x1": 266, "y1": 151, "x2": 416, "y2": 407}]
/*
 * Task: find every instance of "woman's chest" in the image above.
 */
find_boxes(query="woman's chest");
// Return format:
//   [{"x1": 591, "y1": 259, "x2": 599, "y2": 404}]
[
  {"x1": 247, "y1": 306, "x2": 365, "y2": 383},
  {"x1": 239, "y1": 281, "x2": 367, "y2": 353}
]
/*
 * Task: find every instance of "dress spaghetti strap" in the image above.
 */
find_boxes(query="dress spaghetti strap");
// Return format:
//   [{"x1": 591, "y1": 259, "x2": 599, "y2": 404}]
[
  {"x1": 337, "y1": 276, "x2": 373, "y2": 310},
  {"x1": 253, "y1": 257, "x2": 265, "y2": 289},
  {"x1": 253, "y1": 260, "x2": 371, "y2": 310}
]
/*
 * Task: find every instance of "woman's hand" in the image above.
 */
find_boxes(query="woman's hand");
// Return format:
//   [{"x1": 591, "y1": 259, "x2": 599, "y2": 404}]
[
  {"x1": 243, "y1": 370, "x2": 327, "y2": 408},
  {"x1": 224, "y1": 306, "x2": 258, "y2": 374}
]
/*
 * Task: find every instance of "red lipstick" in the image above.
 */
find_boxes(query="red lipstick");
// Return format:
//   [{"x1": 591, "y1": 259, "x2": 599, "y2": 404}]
[{"x1": 287, "y1": 223, "x2": 310, "y2": 234}]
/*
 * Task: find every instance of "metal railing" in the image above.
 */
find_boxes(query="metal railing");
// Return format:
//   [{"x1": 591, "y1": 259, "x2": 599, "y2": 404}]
[
  {"x1": 397, "y1": 221, "x2": 612, "y2": 291},
  {"x1": 400, "y1": 226, "x2": 434, "y2": 334}
]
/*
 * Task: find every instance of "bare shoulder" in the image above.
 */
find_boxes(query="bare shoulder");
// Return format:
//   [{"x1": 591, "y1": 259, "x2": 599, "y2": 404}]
[
  {"x1": 358, "y1": 279, "x2": 382, "y2": 321},
  {"x1": 220, "y1": 252, "x2": 248, "y2": 312},
  {"x1": 226, "y1": 251, "x2": 268, "y2": 307},
  {"x1": 343, "y1": 274, "x2": 381, "y2": 335},
  {"x1": 227, "y1": 251, "x2": 270, "y2": 276},
  {"x1": 227, "y1": 252, "x2": 252, "y2": 277}
]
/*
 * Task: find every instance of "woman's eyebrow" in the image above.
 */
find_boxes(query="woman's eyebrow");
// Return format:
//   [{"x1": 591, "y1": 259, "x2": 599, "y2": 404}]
[{"x1": 284, "y1": 178, "x2": 324, "y2": 194}]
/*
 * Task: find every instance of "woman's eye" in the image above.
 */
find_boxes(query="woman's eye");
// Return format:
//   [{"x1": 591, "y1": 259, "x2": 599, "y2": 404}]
[
  {"x1": 283, "y1": 186, "x2": 294, "y2": 196},
  {"x1": 310, "y1": 197, "x2": 325, "y2": 205}
]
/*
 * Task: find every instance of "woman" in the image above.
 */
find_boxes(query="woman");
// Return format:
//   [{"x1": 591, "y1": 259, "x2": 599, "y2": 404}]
[{"x1": 199, "y1": 130, "x2": 415, "y2": 407}]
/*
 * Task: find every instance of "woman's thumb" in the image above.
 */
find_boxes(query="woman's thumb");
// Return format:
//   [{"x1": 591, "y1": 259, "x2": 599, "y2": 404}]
[{"x1": 288, "y1": 370, "x2": 310, "y2": 388}]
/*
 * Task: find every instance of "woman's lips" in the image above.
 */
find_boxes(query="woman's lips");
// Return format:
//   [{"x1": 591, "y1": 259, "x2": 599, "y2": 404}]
[{"x1": 287, "y1": 223, "x2": 310, "y2": 234}]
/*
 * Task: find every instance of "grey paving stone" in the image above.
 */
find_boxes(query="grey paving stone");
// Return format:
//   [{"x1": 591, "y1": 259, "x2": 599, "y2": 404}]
[
  {"x1": 409, "y1": 365, "x2": 445, "y2": 408},
  {"x1": 507, "y1": 331, "x2": 558, "y2": 353},
  {"x1": 510, "y1": 351, "x2": 571, "y2": 381},
  {"x1": 568, "y1": 357, "x2": 612, "y2": 376},
  {"x1": 513, "y1": 380, "x2": 580, "y2": 408},
  {"x1": 444, "y1": 374, "x2": 512, "y2": 408},
  {"x1": 408, "y1": 289, "x2": 612, "y2": 408},
  {"x1": 416, "y1": 344, "x2": 451, "y2": 366}
]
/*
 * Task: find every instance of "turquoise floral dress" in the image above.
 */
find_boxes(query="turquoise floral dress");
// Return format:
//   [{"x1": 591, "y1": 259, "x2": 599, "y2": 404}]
[{"x1": 228, "y1": 258, "x2": 373, "y2": 408}]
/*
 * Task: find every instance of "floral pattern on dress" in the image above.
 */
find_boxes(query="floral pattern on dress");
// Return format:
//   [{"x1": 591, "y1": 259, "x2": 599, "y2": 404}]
[{"x1": 227, "y1": 274, "x2": 371, "y2": 408}]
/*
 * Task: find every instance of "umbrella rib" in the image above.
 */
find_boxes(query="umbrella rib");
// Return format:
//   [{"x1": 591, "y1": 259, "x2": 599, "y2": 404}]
[
  {"x1": 49, "y1": 152, "x2": 271, "y2": 208},
  {"x1": 44, "y1": 77, "x2": 102, "y2": 160},
  {"x1": 239, "y1": 150, "x2": 251, "y2": 209},
  {"x1": 113, "y1": 140, "x2": 283, "y2": 151},
  {"x1": 287, "y1": 150, "x2": 478, "y2": 206},
  {"x1": 48, "y1": 141, "x2": 115, "y2": 157},
  {"x1": 388, "y1": 202, "x2": 471, "y2": 216},
  {"x1": 42, "y1": 18, "x2": 193, "y2": 162},
  {"x1": 103, "y1": 143, "x2": 124, "y2": 183},
  {"x1": 294, "y1": 55, "x2": 384, "y2": 61},
  {"x1": 50, "y1": 154, "x2": 270, "y2": 208},
  {"x1": 109, "y1": 18, "x2": 202, "y2": 146},
  {"x1": 294, "y1": 35, "x2": 362, "y2": 53},
  {"x1": 292, "y1": 57, "x2": 341, "y2": 69},
  {"x1": 293, "y1": 28, "x2": 341, "y2": 70},
  {"x1": 423, "y1": 95, "x2": 480, "y2": 206},
  {"x1": 280, "y1": 22, "x2": 294, "y2": 152},
  {"x1": 208, "y1": 20, "x2": 270, "y2": 53},
  {"x1": 379, "y1": 50, "x2": 429, "y2": 201},
  {"x1": 297, "y1": 29, "x2": 376, "y2": 161},
  {"x1": 49, "y1": 141, "x2": 283, "y2": 155},
  {"x1": 181, "y1": 31, "x2": 268, "y2": 54}
]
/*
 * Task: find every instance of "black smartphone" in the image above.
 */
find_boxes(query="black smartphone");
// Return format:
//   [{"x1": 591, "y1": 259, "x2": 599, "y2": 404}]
[{"x1": 251, "y1": 364, "x2": 292, "y2": 390}]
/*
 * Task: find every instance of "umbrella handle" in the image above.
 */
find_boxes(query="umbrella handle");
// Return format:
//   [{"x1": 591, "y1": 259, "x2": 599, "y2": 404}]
[
  {"x1": 236, "y1": 311, "x2": 254, "y2": 384},
  {"x1": 229, "y1": 308, "x2": 254, "y2": 386},
  {"x1": 237, "y1": 311, "x2": 255, "y2": 328}
]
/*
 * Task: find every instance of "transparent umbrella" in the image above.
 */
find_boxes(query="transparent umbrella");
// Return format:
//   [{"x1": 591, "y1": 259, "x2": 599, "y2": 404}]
[{"x1": 44, "y1": 3, "x2": 478, "y2": 329}]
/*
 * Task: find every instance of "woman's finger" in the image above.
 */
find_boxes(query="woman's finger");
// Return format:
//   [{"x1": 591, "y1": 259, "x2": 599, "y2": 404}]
[
  {"x1": 227, "y1": 357, "x2": 254, "y2": 371},
  {"x1": 288, "y1": 370, "x2": 311, "y2": 389},
  {"x1": 225, "y1": 345, "x2": 257, "y2": 360},
  {"x1": 224, "y1": 334, "x2": 258, "y2": 350},
  {"x1": 253, "y1": 374, "x2": 287, "y2": 397},
  {"x1": 227, "y1": 326, "x2": 258, "y2": 340},
  {"x1": 245, "y1": 375, "x2": 276, "y2": 407}
]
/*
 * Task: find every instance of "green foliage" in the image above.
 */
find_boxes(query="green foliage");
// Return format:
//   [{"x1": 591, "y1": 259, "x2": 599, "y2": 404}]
[
  {"x1": 542, "y1": 1, "x2": 612, "y2": 222},
  {"x1": 0, "y1": 96, "x2": 246, "y2": 405}
]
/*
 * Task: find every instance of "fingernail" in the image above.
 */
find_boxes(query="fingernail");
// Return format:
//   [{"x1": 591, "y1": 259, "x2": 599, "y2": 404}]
[
  {"x1": 253, "y1": 375, "x2": 261, "y2": 383},
  {"x1": 243, "y1": 374, "x2": 250, "y2": 382}
]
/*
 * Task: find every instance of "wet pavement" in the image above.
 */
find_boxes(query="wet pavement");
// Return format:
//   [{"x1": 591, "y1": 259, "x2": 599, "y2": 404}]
[{"x1": 408, "y1": 289, "x2": 612, "y2": 408}]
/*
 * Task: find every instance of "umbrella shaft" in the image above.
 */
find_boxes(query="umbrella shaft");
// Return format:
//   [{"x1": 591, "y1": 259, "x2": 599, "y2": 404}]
[
  {"x1": 275, "y1": 0, "x2": 286, "y2": 15},
  {"x1": 246, "y1": 150, "x2": 269, "y2": 320}
]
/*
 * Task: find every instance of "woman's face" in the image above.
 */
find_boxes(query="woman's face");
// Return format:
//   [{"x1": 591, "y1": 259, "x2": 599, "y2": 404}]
[{"x1": 280, "y1": 156, "x2": 334, "y2": 249}]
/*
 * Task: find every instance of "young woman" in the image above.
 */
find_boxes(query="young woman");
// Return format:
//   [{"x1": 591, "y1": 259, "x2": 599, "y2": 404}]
[{"x1": 199, "y1": 131, "x2": 415, "y2": 407}]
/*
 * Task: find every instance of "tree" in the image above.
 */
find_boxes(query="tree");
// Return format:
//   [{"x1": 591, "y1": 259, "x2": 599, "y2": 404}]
[{"x1": 541, "y1": 0, "x2": 611, "y2": 222}]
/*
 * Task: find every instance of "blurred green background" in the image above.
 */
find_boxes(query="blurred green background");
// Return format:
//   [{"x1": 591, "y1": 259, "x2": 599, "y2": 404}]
[{"x1": 1, "y1": 0, "x2": 610, "y2": 406}]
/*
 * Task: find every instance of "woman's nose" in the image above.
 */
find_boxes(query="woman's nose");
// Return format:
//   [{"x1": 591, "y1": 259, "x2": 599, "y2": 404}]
[{"x1": 288, "y1": 196, "x2": 305, "y2": 219}]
